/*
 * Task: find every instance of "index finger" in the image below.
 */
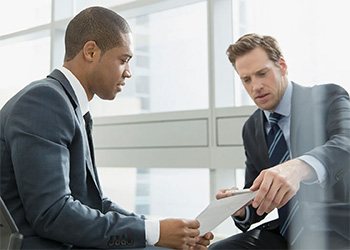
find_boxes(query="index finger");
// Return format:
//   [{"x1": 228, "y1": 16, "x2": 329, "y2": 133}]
[
  {"x1": 216, "y1": 189, "x2": 233, "y2": 199},
  {"x1": 186, "y1": 219, "x2": 200, "y2": 229},
  {"x1": 250, "y1": 170, "x2": 265, "y2": 191},
  {"x1": 252, "y1": 171, "x2": 274, "y2": 209},
  {"x1": 188, "y1": 228, "x2": 200, "y2": 238}
]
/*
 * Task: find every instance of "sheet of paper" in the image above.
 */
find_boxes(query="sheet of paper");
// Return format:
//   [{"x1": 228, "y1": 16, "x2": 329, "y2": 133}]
[{"x1": 195, "y1": 190, "x2": 257, "y2": 236}]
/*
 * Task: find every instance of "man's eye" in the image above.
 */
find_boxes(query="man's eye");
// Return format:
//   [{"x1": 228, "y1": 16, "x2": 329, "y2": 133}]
[
  {"x1": 242, "y1": 78, "x2": 250, "y2": 83},
  {"x1": 259, "y1": 71, "x2": 267, "y2": 77}
]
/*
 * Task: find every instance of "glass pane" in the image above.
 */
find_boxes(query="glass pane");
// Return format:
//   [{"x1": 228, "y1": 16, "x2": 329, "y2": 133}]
[
  {"x1": 98, "y1": 168, "x2": 210, "y2": 219},
  {"x1": 0, "y1": 31, "x2": 50, "y2": 109},
  {"x1": 54, "y1": 0, "x2": 74, "y2": 21},
  {"x1": 55, "y1": 0, "x2": 143, "y2": 21},
  {"x1": 231, "y1": 0, "x2": 350, "y2": 106},
  {"x1": 98, "y1": 167, "x2": 137, "y2": 211},
  {"x1": 73, "y1": 0, "x2": 143, "y2": 14},
  {"x1": 0, "y1": 0, "x2": 51, "y2": 36},
  {"x1": 90, "y1": 1, "x2": 208, "y2": 117}
]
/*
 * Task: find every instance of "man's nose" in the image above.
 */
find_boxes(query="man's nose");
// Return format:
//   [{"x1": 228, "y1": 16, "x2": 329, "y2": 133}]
[
  {"x1": 252, "y1": 79, "x2": 263, "y2": 92},
  {"x1": 124, "y1": 66, "x2": 132, "y2": 78}
]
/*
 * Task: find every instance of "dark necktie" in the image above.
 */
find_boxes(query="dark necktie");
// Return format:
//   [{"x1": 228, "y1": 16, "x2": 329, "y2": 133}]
[
  {"x1": 83, "y1": 111, "x2": 101, "y2": 190},
  {"x1": 267, "y1": 113, "x2": 301, "y2": 244},
  {"x1": 267, "y1": 113, "x2": 290, "y2": 166}
]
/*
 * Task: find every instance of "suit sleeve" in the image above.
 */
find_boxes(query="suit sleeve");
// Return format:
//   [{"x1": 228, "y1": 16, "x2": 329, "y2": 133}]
[
  {"x1": 6, "y1": 84, "x2": 146, "y2": 249},
  {"x1": 303, "y1": 85, "x2": 350, "y2": 189},
  {"x1": 102, "y1": 198, "x2": 146, "y2": 220}
]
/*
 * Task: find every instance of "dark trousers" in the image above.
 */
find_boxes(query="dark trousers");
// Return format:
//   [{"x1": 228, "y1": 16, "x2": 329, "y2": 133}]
[
  {"x1": 209, "y1": 220, "x2": 350, "y2": 250},
  {"x1": 209, "y1": 220, "x2": 288, "y2": 250},
  {"x1": 22, "y1": 237, "x2": 174, "y2": 250}
]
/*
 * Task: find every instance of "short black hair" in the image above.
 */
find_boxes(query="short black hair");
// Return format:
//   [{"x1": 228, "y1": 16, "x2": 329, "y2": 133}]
[{"x1": 64, "y1": 6, "x2": 131, "y2": 61}]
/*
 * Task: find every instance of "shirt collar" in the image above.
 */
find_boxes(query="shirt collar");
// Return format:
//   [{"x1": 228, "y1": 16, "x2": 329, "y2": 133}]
[
  {"x1": 59, "y1": 66, "x2": 89, "y2": 116},
  {"x1": 263, "y1": 81, "x2": 292, "y2": 121}
]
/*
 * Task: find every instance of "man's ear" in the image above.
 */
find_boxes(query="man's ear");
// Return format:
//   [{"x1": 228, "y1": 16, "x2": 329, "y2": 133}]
[
  {"x1": 82, "y1": 41, "x2": 100, "y2": 62},
  {"x1": 278, "y1": 57, "x2": 288, "y2": 76}
]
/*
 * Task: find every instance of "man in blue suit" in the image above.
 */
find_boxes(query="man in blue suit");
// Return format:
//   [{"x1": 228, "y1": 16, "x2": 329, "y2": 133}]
[
  {"x1": 0, "y1": 6, "x2": 213, "y2": 249},
  {"x1": 209, "y1": 34, "x2": 350, "y2": 249}
]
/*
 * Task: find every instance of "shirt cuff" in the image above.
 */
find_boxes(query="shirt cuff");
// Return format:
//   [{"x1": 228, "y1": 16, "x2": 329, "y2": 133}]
[
  {"x1": 145, "y1": 220, "x2": 160, "y2": 246},
  {"x1": 299, "y1": 155, "x2": 327, "y2": 186},
  {"x1": 232, "y1": 206, "x2": 250, "y2": 224}
]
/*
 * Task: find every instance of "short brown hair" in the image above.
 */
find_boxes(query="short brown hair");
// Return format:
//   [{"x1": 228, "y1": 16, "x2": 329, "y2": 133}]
[
  {"x1": 64, "y1": 6, "x2": 131, "y2": 61},
  {"x1": 226, "y1": 33, "x2": 283, "y2": 68}
]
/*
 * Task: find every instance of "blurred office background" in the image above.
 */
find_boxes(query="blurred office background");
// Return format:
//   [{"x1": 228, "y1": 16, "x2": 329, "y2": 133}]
[{"x1": 1, "y1": 0, "x2": 349, "y2": 239}]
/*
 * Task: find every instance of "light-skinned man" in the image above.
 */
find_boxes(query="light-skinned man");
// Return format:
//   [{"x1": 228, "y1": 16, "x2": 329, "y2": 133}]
[{"x1": 209, "y1": 33, "x2": 350, "y2": 249}]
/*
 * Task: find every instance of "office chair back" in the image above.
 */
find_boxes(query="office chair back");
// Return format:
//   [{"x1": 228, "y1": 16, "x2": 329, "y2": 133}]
[{"x1": 0, "y1": 197, "x2": 23, "y2": 250}]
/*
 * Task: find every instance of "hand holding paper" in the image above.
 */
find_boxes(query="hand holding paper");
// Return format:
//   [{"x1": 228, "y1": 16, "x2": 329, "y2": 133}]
[{"x1": 195, "y1": 189, "x2": 257, "y2": 236}]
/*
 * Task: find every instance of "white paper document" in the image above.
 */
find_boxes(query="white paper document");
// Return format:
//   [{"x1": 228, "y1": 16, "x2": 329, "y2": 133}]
[{"x1": 195, "y1": 190, "x2": 257, "y2": 235}]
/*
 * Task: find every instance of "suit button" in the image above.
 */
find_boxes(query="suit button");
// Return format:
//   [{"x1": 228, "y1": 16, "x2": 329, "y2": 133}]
[
  {"x1": 335, "y1": 170, "x2": 344, "y2": 181},
  {"x1": 108, "y1": 237, "x2": 115, "y2": 246},
  {"x1": 121, "y1": 239, "x2": 127, "y2": 246},
  {"x1": 115, "y1": 240, "x2": 120, "y2": 246},
  {"x1": 127, "y1": 239, "x2": 133, "y2": 245}
]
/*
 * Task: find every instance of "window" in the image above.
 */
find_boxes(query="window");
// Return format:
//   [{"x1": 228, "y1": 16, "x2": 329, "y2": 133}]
[
  {"x1": 99, "y1": 167, "x2": 210, "y2": 219},
  {"x1": 226, "y1": 0, "x2": 350, "y2": 108},
  {"x1": 90, "y1": 1, "x2": 208, "y2": 116},
  {"x1": 0, "y1": 32, "x2": 50, "y2": 108},
  {"x1": 0, "y1": 1, "x2": 51, "y2": 36},
  {"x1": 54, "y1": 0, "x2": 143, "y2": 21}
]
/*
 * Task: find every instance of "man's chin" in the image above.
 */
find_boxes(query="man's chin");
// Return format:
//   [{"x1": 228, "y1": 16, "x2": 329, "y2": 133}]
[{"x1": 97, "y1": 93, "x2": 118, "y2": 101}]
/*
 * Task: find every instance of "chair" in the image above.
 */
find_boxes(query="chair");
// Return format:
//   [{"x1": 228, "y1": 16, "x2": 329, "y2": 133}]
[{"x1": 0, "y1": 197, "x2": 23, "y2": 250}]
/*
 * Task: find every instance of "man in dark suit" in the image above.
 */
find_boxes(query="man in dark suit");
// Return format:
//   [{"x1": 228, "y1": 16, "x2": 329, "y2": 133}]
[
  {"x1": 209, "y1": 33, "x2": 350, "y2": 249},
  {"x1": 0, "y1": 6, "x2": 212, "y2": 250}
]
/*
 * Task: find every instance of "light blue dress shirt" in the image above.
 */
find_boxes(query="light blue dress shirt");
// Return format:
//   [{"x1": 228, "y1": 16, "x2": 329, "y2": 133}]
[
  {"x1": 235, "y1": 81, "x2": 327, "y2": 224},
  {"x1": 263, "y1": 81, "x2": 327, "y2": 185}
]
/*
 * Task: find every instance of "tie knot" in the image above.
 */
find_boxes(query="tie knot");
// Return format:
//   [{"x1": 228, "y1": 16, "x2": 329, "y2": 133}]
[
  {"x1": 83, "y1": 111, "x2": 93, "y2": 131},
  {"x1": 269, "y1": 112, "x2": 282, "y2": 125}
]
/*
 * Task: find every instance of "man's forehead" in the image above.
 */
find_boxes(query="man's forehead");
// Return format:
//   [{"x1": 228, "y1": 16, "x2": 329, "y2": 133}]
[
  {"x1": 113, "y1": 34, "x2": 134, "y2": 56},
  {"x1": 117, "y1": 32, "x2": 133, "y2": 48},
  {"x1": 236, "y1": 49, "x2": 272, "y2": 75},
  {"x1": 123, "y1": 33, "x2": 134, "y2": 55}
]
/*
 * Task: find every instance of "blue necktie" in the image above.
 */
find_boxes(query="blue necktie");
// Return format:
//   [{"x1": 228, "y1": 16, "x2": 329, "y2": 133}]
[
  {"x1": 267, "y1": 113, "x2": 290, "y2": 166},
  {"x1": 267, "y1": 113, "x2": 301, "y2": 244}
]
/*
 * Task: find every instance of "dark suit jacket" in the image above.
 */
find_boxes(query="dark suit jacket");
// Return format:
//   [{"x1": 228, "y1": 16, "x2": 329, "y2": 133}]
[
  {"x1": 0, "y1": 70, "x2": 146, "y2": 249},
  {"x1": 235, "y1": 82, "x2": 350, "y2": 239}
]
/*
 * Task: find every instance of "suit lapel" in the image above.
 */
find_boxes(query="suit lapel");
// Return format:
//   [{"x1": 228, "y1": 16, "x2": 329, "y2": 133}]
[
  {"x1": 47, "y1": 70, "x2": 103, "y2": 198},
  {"x1": 254, "y1": 109, "x2": 270, "y2": 167},
  {"x1": 48, "y1": 69, "x2": 79, "y2": 110},
  {"x1": 290, "y1": 82, "x2": 308, "y2": 157}
]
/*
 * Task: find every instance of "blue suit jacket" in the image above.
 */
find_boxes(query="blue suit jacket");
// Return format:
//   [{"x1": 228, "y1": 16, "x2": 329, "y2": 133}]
[
  {"x1": 0, "y1": 70, "x2": 146, "y2": 249},
  {"x1": 236, "y1": 82, "x2": 350, "y2": 238}
]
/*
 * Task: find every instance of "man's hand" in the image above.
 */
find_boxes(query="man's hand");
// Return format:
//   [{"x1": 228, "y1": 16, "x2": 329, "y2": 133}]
[
  {"x1": 215, "y1": 188, "x2": 251, "y2": 219},
  {"x1": 191, "y1": 232, "x2": 214, "y2": 250},
  {"x1": 156, "y1": 219, "x2": 202, "y2": 250},
  {"x1": 250, "y1": 158, "x2": 316, "y2": 216}
]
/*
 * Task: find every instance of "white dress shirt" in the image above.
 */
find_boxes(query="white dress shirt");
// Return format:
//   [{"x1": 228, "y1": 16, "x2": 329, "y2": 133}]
[{"x1": 59, "y1": 67, "x2": 160, "y2": 246}]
